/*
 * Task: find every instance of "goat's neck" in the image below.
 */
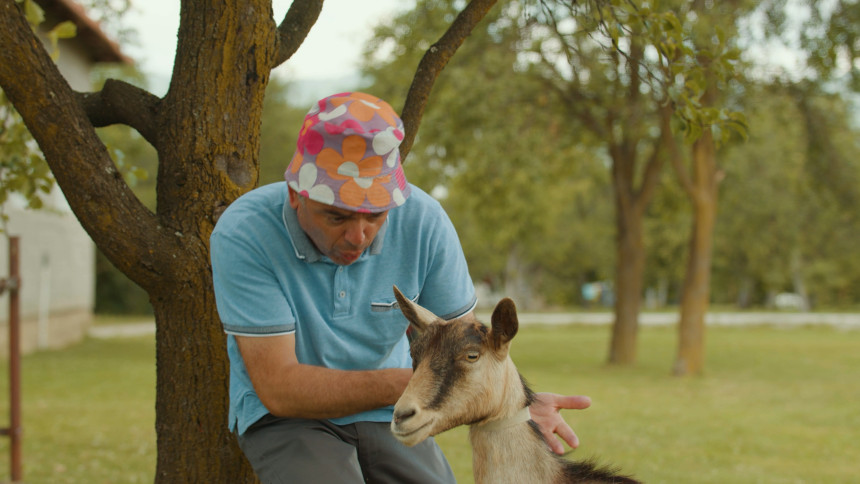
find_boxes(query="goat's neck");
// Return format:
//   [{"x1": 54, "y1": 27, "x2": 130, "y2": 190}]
[{"x1": 468, "y1": 359, "x2": 562, "y2": 484}]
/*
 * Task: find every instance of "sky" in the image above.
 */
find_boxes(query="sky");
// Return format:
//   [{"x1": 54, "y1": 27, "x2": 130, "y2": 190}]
[{"x1": 123, "y1": 0, "x2": 404, "y2": 94}]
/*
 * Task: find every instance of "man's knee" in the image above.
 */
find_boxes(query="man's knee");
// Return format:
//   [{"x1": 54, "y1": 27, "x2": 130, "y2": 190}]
[{"x1": 238, "y1": 416, "x2": 364, "y2": 483}]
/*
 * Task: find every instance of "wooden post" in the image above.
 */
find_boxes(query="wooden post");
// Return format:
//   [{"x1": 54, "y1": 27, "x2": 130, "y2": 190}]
[{"x1": 0, "y1": 236, "x2": 22, "y2": 481}]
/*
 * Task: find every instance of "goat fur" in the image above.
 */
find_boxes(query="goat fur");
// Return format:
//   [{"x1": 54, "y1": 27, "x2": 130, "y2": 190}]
[{"x1": 390, "y1": 286, "x2": 641, "y2": 484}]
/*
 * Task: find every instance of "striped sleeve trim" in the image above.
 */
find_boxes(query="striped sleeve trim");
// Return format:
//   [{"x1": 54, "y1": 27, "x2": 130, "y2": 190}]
[
  {"x1": 223, "y1": 323, "x2": 296, "y2": 337},
  {"x1": 438, "y1": 295, "x2": 478, "y2": 321}
]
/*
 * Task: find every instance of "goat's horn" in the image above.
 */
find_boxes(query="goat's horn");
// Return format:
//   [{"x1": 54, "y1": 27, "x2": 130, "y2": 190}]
[{"x1": 392, "y1": 285, "x2": 436, "y2": 331}]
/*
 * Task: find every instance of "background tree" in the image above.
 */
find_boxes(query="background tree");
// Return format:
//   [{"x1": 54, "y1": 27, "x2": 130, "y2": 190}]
[
  {"x1": 520, "y1": 0, "x2": 685, "y2": 364},
  {"x1": 713, "y1": 85, "x2": 807, "y2": 308},
  {"x1": 0, "y1": 0, "x2": 498, "y2": 480},
  {"x1": 643, "y1": 176, "x2": 688, "y2": 309},
  {"x1": 723, "y1": 0, "x2": 860, "y2": 310},
  {"x1": 660, "y1": 0, "x2": 749, "y2": 376},
  {"x1": 363, "y1": 0, "x2": 616, "y2": 309},
  {"x1": 759, "y1": 0, "x2": 860, "y2": 92},
  {"x1": 716, "y1": 82, "x2": 860, "y2": 309}
]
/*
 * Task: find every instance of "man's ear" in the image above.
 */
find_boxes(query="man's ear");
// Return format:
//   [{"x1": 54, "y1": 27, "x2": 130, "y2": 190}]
[{"x1": 288, "y1": 187, "x2": 301, "y2": 210}]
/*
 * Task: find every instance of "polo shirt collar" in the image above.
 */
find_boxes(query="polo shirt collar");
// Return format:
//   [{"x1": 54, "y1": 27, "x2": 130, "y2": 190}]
[{"x1": 282, "y1": 200, "x2": 387, "y2": 263}]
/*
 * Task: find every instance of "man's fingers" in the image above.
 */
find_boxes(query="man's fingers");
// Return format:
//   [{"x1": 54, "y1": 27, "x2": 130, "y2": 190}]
[
  {"x1": 536, "y1": 392, "x2": 592, "y2": 410},
  {"x1": 558, "y1": 394, "x2": 592, "y2": 410},
  {"x1": 542, "y1": 428, "x2": 566, "y2": 455},
  {"x1": 555, "y1": 423, "x2": 580, "y2": 449}
]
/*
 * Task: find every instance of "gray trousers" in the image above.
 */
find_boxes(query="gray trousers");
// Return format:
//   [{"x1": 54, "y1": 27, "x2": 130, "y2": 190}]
[{"x1": 237, "y1": 414, "x2": 456, "y2": 484}]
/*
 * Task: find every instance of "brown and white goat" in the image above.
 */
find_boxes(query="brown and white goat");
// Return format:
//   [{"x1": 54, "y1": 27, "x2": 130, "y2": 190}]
[{"x1": 390, "y1": 286, "x2": 640, "y2": 484}]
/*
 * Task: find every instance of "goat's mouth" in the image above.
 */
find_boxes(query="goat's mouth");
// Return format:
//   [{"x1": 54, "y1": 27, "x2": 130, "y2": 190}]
[{"x1": 390, "y1": 419, "x2": 434, "y2": 446}]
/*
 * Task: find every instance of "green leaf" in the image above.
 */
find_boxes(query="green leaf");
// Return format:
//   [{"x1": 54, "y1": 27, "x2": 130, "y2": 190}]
[
  {"x1": 22, "y1": 0, "x2": 45, "y2": 28},
  {"x1": 51, "y1": 21, "x2": 78, "y2": 40}
]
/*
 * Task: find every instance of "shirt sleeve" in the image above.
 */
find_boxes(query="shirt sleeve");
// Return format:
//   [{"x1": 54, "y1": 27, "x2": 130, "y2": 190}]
[
  {"x1": 417, "y1": 207, "x2": 477, "y2": 320},
  {"x1": 210, "y1": 229, "x2": 296, "y2": 336}
]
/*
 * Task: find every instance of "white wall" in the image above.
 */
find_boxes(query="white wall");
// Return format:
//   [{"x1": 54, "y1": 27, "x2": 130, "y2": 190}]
[
  {"x1": 0, "y1": 7, "x2": 118, "y2": 355},
  {"x1": 0, "y1": 207, "x2": 95, "y2": 354},
  {"x1": 0, "y1": 35, "x2": 99, "y2": 354}
]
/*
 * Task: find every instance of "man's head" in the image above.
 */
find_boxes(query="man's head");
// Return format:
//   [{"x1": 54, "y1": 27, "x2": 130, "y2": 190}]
[
  {"x1": 284, "y1": 91, "x2": 410, "y2": 213},
  {"x1": 284, "y1": 92, "x2": 410, "y2": 265}
]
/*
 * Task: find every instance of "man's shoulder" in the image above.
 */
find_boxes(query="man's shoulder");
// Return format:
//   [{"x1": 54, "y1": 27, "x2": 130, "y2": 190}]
[
  {"x1": 393, "y1": 184, "x2": 445, "y2": 219},
  {"x1": 385, "y1": 184, "x2": 457, "y2": 249},
  {"x1": 231, "y1": 182, "x2": 287, "y2": 209},
  {"x1": 215, "y1": 183, "x2": 286, "y2": 227}
]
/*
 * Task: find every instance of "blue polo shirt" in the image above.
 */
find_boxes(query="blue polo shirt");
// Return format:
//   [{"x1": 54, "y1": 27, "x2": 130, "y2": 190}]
[{"x1": 210, "y1": 182, "x2": 476, "y2": 435}]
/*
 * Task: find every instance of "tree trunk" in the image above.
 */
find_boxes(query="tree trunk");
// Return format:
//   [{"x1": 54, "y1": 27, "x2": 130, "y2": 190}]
[
  {"x1": 608, "y1": 201, "x2": 645, "y2": 365},
  {"x1": 150, "y1": 269, "x2": 256, "y2": 480},
  {"x1": 605, "y1": 104, "x2": 672, "y2": 365},
  {"x1": 673, "y1": 128, "x2": 718, "y2": 377}
]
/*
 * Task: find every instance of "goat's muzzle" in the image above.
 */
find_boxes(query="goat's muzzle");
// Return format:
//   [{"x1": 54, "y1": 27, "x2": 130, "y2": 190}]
[{"x1": 390, "y1": 403, "x2": 434, "y2": 447}]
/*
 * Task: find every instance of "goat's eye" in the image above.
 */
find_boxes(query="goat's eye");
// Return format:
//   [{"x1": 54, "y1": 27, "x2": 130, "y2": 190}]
[{"x1": 465, "y1": 351, "x2": 480, "y2": 362}]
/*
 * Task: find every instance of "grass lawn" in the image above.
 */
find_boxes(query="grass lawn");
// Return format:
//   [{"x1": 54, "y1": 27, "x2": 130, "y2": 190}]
[
  {"x1": 0, "y1": 323, "x2": 857, "y2": 483},
  {"x1": 0, "y1": 336, "x2": 155, "y2": 483}
]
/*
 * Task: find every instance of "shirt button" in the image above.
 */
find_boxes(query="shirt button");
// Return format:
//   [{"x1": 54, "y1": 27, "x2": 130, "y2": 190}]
[{"x1": 339, "y1": 291, "x2": 346, "y2": 298}]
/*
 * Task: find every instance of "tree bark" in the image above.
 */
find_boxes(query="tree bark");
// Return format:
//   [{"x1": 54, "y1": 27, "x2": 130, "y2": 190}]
[
  {"x1": 672, "y1": 110, "x2": 720, "y2": 377},
  {"x1": 606, "y1": 104, "x2": 672, "y2": 365},
  {"x1": 608, "y1": 200, "x2": 645, "y2": 364},
  {"x1": 0, "y1": 0, "x2": 497, "y2": 480}
]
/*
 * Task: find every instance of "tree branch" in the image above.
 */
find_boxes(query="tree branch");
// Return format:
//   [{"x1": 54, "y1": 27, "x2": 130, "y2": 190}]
[
  {"x1": 274, "y1": 0, "x2": 323, "y2": 67},
  {"x1": 0, "y1": 0, "x2": 179, "y2": 289},
  {"x1": 76, "y1": 79, "x2": 162, "y2": 146},
  {"x1": 399, "y1": 0, "x2": 498, "y2": 161},
  {"x1": 666, "y1": 106, "x2": 695, "y2": 198},
  {"x1": 636, "y1": 102, "x2": 673, "y2": 213}
]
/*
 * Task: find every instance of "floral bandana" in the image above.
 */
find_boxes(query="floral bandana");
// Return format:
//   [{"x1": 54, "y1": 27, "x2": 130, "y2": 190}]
[{"x1": 284, "y1": 92, "x2": 411, "y2": 213}]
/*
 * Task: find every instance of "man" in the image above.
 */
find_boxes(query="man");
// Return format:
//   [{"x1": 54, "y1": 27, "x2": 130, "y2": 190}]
[{"x1": 211, "y1": 92, "x2": 591, "y2": 483}]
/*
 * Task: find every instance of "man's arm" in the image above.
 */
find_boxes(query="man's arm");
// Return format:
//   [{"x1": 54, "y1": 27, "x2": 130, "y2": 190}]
[{"x1": 236, "y1": 334, "x2": 413, "y2": 419}]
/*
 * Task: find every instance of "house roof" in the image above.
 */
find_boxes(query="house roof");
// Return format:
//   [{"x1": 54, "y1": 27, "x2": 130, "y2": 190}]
[{"x1": 35, "y1": 0, "x2": 132, "y2": 64}]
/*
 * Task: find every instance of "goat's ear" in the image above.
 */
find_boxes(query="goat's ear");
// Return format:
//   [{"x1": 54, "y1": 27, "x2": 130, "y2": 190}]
[
  {"x1": 490, "y1": 298, "x2": 519, "y2": 350},
  {"x1": 393, "y1": 285, "x2": 436, "y2": 333}
]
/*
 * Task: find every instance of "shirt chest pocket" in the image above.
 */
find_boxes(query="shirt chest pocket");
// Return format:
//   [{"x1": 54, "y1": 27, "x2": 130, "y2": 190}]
[
  {"x1": 370, "y1": 286, "x2": 420, "y2": 313},
  {"x1": 367, "y1": 289, "x2": 418, "y2": 350}
]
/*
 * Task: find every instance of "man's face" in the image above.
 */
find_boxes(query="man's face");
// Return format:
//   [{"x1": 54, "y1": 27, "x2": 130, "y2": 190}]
[{"x1": 289, "y1": 189, "x2": 389, "y2": 265}]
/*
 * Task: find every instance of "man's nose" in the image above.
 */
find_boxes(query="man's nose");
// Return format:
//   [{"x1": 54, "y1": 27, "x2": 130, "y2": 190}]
[{"x1": 343, "y1": 219, "x2": 368, "y2": 246}]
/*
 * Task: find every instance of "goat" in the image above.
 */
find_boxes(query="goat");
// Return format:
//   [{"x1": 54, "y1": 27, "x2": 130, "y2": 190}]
[{"x1": 390, "y1": 286, "x2": 641, "y2": 484}]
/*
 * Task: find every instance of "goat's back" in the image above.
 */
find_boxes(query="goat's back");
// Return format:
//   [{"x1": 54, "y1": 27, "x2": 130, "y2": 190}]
[{"x1": 560, "y1": 458, "x2": 641, "y2": 484}]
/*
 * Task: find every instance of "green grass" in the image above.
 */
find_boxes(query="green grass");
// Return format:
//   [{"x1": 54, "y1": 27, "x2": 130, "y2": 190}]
[
  {"x1": 0, "y1": 324, "x2": 857, "y2": 483},
  {"x1": 0, "y1": 336, "x2": 155, "y2": 483},
  {"x1": 437, "y1": 324, "x2": 860, "y2": 484}
]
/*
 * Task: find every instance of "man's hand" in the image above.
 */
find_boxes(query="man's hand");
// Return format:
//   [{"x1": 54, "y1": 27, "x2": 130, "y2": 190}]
[{"x1": 529, "y1": 392, "x2": 592, "y2": 455}]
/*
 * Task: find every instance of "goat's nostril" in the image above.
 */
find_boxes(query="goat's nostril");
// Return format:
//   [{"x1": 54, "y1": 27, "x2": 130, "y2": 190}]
[{"x1": 393, "y1": 408, "x2": 416, "y2": 424}]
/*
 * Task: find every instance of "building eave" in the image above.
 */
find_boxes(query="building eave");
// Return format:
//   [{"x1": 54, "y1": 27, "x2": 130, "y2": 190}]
[{"x1": 34, "y1": 0, "x2": 133, "y2": 65}]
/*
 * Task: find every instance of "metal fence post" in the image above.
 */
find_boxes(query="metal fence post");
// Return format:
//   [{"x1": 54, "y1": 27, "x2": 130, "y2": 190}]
[{"x1": 0, "y1": 236, "x2": 22, "y2": 482}]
